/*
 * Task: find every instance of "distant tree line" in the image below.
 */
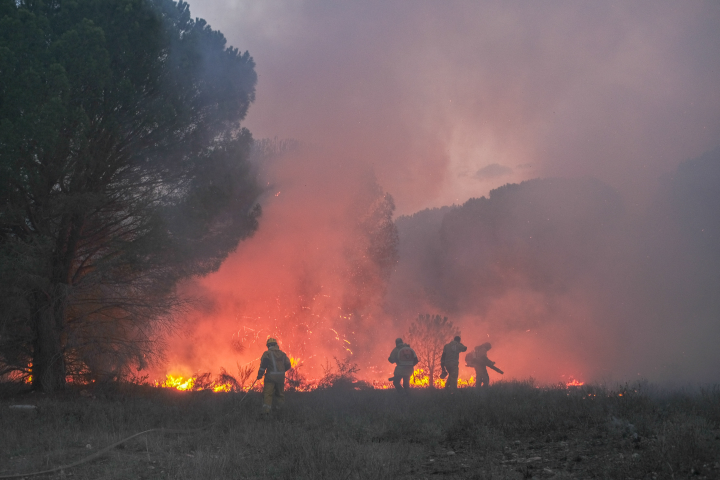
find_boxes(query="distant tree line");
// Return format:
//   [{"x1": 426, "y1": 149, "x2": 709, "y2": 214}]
[
  {"x1": 391, "y1": 152, "x2": 720, "y2": 320},
  {"x1": 387, "y1": 149, "x2": 720, "y2": 382},
  {"x1": 0, "y1": 0, "x2": 261, "y2": 391}
]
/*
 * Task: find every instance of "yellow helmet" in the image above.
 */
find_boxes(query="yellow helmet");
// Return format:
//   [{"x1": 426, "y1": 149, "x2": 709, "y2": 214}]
[{"x1": 266, "y1": 337, "x2": 278, "y2": 347}]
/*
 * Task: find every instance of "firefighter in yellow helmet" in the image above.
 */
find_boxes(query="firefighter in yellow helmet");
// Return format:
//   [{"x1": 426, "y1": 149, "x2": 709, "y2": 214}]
[{"x1": 257, "y1": 337, "x2": 292, "y2": 414}]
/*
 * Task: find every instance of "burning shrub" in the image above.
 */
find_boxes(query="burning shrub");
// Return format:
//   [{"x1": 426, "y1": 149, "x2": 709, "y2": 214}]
[
  {"x1": 236, "y1": 362, "x2": 255, "y2": 390},
  {"x1": 285, "y1": 361, "x2": 312, "y2": 392},
  {"x1": 156, "y1": 369, "x2": 241, "y2": 393},
  {"x1": 407, "y1": 314, "x2": 460, "y2": 389},
  {"x1": 317, "y1": 357, "x2": 371, "y2": 390}
]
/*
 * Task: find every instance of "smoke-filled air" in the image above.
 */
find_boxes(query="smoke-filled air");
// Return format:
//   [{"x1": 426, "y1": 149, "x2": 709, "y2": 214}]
[{"x1": 158, "y1": 0, "x2": 720, "y2": 387}]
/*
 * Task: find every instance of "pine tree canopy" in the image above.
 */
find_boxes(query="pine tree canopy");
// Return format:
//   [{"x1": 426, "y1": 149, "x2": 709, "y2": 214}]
[{"x1": 0, "y1": 0, "x2": 262, "y2": 390}]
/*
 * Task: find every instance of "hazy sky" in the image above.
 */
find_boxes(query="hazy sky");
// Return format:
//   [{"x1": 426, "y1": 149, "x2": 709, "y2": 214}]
[
  {"x1": 162, "y1": 1, "x2": 720, "y2": 384},
  {"x1": 189, "y1": 0, "x2": 720, "y2": 214}
]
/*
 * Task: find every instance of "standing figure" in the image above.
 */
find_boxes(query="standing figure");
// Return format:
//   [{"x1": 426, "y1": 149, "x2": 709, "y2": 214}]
[
  {"x1": 465, "y1": 342, "x2": 503, "y2": 389},
  {"x1": 388, "y1": 337, "x2": 419, "y2": 394},
  {"x1": 257, "y1": 337, "x2": 292, "y2": 414},
  {"x1": 441, "y1": 335, "x2": 467, "y2": 391}
]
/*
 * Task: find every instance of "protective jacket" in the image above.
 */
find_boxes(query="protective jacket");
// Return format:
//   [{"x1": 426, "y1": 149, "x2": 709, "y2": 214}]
[
  {"x1": 388, "y1": 343, "x2": 419, "y2": 367},
  {"x1": 258, "y1": 345, "x2": 292, "y2": 381},
  {"x1": 441, "y1": 340, "x2": 467, "y2": 367}
]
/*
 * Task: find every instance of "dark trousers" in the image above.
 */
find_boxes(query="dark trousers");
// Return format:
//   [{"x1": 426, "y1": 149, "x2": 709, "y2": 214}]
[
  {"x1": 393, "y1": 365, "x2": 413, "y2": 393},
  {"x1": 444, "y1": 364, "x2": 459, "y2": 389},
  {"x1": 475, "y1": 367, "x2": 490, "y2": 388}
]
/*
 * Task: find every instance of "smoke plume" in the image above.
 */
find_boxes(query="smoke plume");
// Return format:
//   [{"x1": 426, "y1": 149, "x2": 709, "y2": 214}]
[{"x1": 158, "y1": 1, "x2": 720, "y2": 385}]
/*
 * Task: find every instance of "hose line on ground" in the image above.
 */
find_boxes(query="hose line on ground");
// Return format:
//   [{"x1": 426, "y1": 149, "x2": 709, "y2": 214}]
[{"x1": 0, "y1": 380, "x2": 259, "y2": 480}]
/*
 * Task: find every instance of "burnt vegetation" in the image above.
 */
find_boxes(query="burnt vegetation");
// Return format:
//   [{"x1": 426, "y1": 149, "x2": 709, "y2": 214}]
[{"x1": 1, "y1": 381, "x2": 719, "y2": 479}]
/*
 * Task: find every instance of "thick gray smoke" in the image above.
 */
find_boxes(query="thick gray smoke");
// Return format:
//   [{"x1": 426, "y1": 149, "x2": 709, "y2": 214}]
[
  {"x1": 167, "y1": 1, "x2": 720, "y2": 384},
  {"x1": 386, "y1": 150, "x2": 720, "y2": 384},
  {"x1": 190, "y1": 0, "x2": 720, "y2": 213}
]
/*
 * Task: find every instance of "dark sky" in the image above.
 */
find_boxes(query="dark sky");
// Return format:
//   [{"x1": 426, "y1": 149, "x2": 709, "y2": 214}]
[{"x1": 190, "y1": 0, "x2": 720, "y2": 213}]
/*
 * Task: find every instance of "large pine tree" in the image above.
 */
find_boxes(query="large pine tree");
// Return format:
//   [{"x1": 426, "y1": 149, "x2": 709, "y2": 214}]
[{"x1": 0, "y1": 0, "x2": 261, "y2": 391}]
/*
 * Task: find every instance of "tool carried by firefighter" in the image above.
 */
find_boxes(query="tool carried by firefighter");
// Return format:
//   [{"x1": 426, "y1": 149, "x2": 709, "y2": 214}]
[
  {"x1": 466, "y1": 343, "x2": 503, "y2": 388},
  {"x1": 2, "y1": 346, "x2": 270, "y2": 479},
  {"x1": 0, "y1": 379, "x2": 261, "y2": 480}
]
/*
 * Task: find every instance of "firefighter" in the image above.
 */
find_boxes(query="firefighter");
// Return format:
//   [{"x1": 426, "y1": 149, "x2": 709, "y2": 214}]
[
  {"x1": 256, "y1": 337, "x2": 292, "y2": 414},
  {"x1": 465, "y1": 342, "x2": 503, "y2": 389},
  {"x1": 388, "y1": 337, "x2": 418, "y2": 394},
  {"x1": 440, "y1": 335, "x2": 467, "y2": 391}
]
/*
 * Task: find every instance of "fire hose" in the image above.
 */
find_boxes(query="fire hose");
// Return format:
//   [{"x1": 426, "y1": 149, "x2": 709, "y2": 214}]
[{"x1": 0, "y1": 379, "x2": 259, "y2": 480}]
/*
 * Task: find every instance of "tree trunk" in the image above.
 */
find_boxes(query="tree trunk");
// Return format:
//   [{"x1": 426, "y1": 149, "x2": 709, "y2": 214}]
[
  {"x1": 30, "y1": 213, "x2": 82, "y2": 392},
  {"x1": 429, "y1": 358, "x2": 435, "y2": 389},
  {"x1": 31, "y1": 287, "x2": 67, "y2": 392}
]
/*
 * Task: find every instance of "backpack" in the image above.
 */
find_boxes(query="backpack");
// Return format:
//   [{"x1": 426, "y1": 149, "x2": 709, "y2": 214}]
[
  {"x1": 465, "y1": 351, "x2": 476, "y2": 366},
  {"x1": 397, "y1": 346, "x2": 416, "y2": 366}
]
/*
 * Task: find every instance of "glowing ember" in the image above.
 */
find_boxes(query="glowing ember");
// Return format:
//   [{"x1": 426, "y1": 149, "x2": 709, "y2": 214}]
[
  {"x1": 566, "y1": 378, "x2": 584, "y2": 387},
  {"x1": 371, "y1": 380, "x2": 394, "y2": 389}
]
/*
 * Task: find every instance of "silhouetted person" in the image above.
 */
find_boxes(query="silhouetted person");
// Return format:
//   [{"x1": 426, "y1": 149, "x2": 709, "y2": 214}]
[
  {"x1": 257, "y1": 337, "x2": 292, "y2": 414},
  {"x1": 441, "y1": 335, "x2": 467, "y2": 391},
  {"x1": 465, "y1": 342, "x2": 503, "y2": 389},
  {"x1": 388, "y1": 337, "x2": 418, "y2": 394}
]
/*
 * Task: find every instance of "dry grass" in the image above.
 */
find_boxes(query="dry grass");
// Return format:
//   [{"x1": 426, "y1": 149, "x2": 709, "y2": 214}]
[{"x1": 1, "y1": 381, "x2": 719, "y2": 479}]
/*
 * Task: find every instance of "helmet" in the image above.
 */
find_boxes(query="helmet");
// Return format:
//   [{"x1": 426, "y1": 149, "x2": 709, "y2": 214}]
[
  {"x1": 395, "y1": 337, "x2": 403, "y2": 345},
  {"x1": 479, "y1": 342, "x2": 491, "y2": 350},
  {"x1": 454, "y1": 335, "x2": 461, "y2": 342},
  {"x1": 266, "y1": 337, "x2": 278, "y2": 347}
]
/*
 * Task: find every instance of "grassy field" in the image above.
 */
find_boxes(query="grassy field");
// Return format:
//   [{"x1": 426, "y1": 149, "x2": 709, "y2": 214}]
[{"x1": 1, "y1": 381, "x2": 719, "y2": 479}]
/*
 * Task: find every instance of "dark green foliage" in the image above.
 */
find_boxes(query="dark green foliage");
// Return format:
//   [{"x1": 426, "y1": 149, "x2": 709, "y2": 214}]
[
  {"x1": 439, "y1": 178, "x2": 625, "y2": 312},
  {"x1": 389, "y1": 177, "x2": 626, "y2": 318},
  {"x1": 0, "y1": 0, "x2": 261, "y2": 390}
]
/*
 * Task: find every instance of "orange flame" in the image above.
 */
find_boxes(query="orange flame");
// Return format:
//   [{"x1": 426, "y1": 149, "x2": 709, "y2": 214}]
[
  {"x1": 156, "y1": 362, "x2": 482, "y2": 392},
  {"x1": 156, "y1": 373, "x2": 244, "y2": 392},
  {"x1": 458, "y1": 375, "x2": 475, "y2": 388},
  {"x1": 160, "y1": 374, "x2": 195, "y2": 391},
  {"x1": 408, "y1": 369, "x2": 474, "y2": 389},
  {"x1": 566, "y1": 378, "x2": 584, "y2": 387},
  {"x1": 212, "y1": 383, "x2": 232, "y2": 393}
]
